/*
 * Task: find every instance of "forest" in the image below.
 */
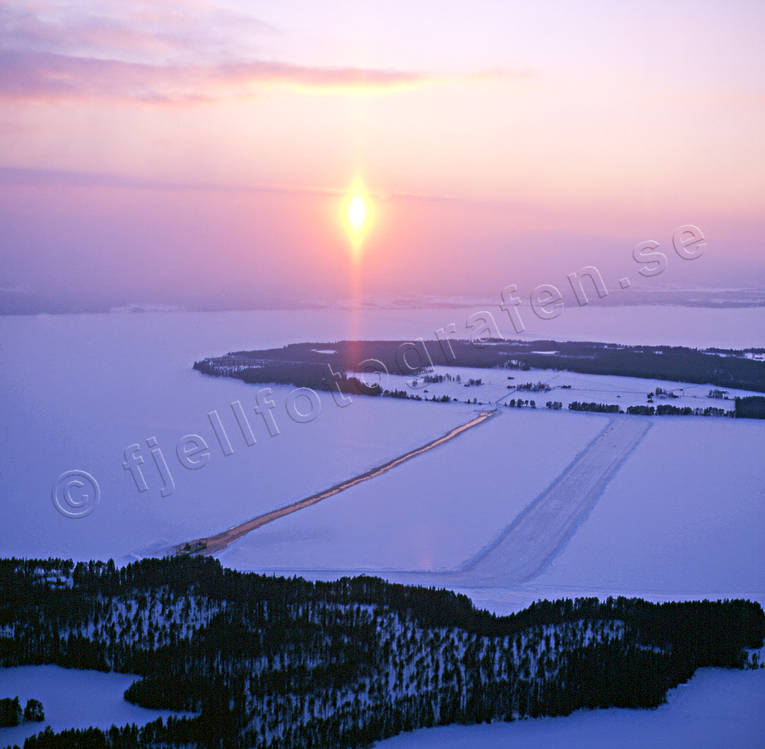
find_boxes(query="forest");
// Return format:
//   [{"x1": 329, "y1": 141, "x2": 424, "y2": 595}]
[
  {"x1": 193, "y1": 339, "x2": 765, "y2": 399},
  {"x1": 1, "y1": 556, "x2": 762, "y2": 748},
  {"x1": 735, "y1": 396, "x2": 765, "y2": 419}
]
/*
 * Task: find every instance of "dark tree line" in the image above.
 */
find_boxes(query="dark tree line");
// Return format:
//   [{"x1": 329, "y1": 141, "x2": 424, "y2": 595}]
[
  {"x1": 567, "y1": 402, "x2": 732, "y2": 417},
  {"x1": 735, "y1": 396, "x2": 765, "y2": 419},
  {"x1": 568, "y1": 401, "x2": 621, "y2": 413},
  {"x1": 193, "y1": 359, "x2": 380, "y2": 396}
]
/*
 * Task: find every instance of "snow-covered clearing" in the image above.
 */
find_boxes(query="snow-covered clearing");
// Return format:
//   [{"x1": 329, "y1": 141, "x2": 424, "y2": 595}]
[{"x1": 363, "y1": 364, "x2": 761, "y2": 414}]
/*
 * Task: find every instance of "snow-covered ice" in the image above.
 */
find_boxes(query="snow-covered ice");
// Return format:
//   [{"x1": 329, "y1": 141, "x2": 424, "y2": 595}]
[
  {"x1": 371, "y1": 666, "x2": 765, "y2": 749},
  {"x1": 0, "y1": 665, "x2": 191, "y2": 747},
  {"x1": 218, "y1": 409, "x2": 609, "y2": 572},
  {"x1": 530, "y1": 416, "x2": 765, "y2": 598},
  {"x1": 0, "y1": 313, "x2": 475, "y2": 562}
]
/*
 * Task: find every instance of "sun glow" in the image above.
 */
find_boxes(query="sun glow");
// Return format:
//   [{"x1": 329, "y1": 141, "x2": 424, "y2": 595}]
[
  {"x1": 343, "y1": 181, "x2": 371, "y2": 253},
  {"x1": 348, "y1": 194, "x2": 366, "y2": 229}
]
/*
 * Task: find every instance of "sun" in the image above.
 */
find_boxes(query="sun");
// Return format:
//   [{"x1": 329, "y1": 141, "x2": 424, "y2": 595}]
[
  {"x1": 343, "y1": 180, "x2": 371, "y2": 252},
  {"x1": 348, "y1": 194, "x2": 367, "y2": 229}
]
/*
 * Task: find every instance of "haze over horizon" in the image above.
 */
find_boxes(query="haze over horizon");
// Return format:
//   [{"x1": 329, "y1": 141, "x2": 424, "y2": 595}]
[{"x1": 1, "y1": 0, "x2": 764, "y2": 313}]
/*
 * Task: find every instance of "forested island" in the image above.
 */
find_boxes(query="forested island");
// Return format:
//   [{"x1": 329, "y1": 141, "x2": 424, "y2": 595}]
[
  {"x1": 193, "y1": 339, "x2": 765, "y2": 407},
  {"x1": 1, "y1": 557, "x2": 762, "y2": 748}
]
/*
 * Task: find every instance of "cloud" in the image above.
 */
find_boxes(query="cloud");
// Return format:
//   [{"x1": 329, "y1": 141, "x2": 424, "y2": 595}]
[
  {"x1": 0, "y1": 49, "x2": 474, "y2": 103},
  {"x1": 0, "y1": 2, "x2": 504, "y2": 103},
  {"x1": 0, "y1": 1, "x2": 276, "y2": 61}
]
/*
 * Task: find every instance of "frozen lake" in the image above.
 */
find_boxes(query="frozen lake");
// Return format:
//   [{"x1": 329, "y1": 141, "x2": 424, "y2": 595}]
[
  {"x1": 1, "y1": 306, "x2": 763, "y2": 605},
  {"x1": 0, "y1": 665, "x2": 191, "y2": 747},
  {"x1": 372, "y1": 666, "x2": 765, "y2": 749},
  {"x1": 219, "y1": 408, "x2": 610, "y2": 572}
]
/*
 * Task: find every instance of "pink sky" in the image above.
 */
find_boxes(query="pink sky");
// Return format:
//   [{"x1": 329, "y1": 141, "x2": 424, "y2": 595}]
[{"x1": 1, "y1": 0, "x2": 763, "y2": 311}]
